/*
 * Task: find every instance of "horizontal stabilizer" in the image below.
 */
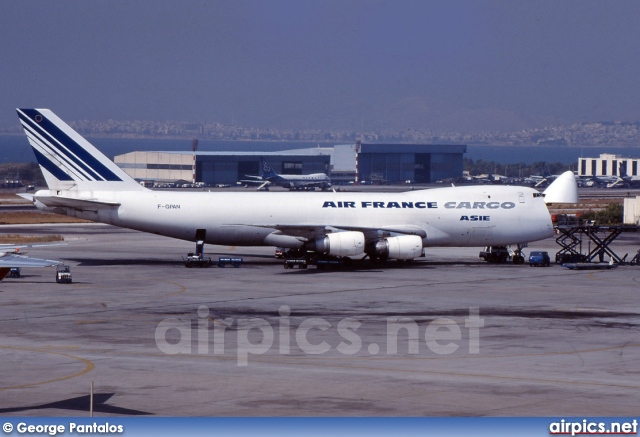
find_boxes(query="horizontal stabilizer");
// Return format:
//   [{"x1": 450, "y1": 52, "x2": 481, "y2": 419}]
[
  {"x1": 17, "y1": 193, "x2": 34, "y2": 201},
  {"x1": 34, "y1": 195, "x2": 120, "y2": 211}
]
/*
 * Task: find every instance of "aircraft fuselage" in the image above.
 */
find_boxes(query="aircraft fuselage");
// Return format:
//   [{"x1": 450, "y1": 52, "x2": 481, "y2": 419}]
[{"x1": 35, "y1": 184, "x2": 553, "y2": 248}]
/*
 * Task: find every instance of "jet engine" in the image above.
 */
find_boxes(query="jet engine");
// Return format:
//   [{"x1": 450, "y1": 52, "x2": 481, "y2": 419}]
[
  {"x1": 314, "y1": 231, "x2": 365, "y2": 257},
  {"x1": 366, "y1": 235, "x2": 423, "y2": 260}
]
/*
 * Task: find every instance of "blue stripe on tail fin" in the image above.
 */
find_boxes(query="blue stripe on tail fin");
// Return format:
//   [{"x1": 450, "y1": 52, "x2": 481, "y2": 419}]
[
  {"x1": 18, "y1": 109, "x2": 122, "y2": 181},
  {"x1": 16, "y1": 109, "x2": 145, "y2": 191}
]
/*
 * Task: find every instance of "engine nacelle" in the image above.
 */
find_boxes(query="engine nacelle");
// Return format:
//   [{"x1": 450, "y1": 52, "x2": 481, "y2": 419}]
[
  {"x1": 368, "y1": 235, "x2": 423, "y2": 260},
  {"x1": 314, "y1": 231, "x2": 365, "y2": 257}
]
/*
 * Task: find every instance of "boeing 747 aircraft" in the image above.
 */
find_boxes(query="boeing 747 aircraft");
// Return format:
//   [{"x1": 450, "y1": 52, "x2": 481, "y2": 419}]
[
  {"x1": 16, "y1": 109, "x2": 578, "y2": 267},
  {"x1": 242, "y1": 157, "x2": 332, "y2": 191}
]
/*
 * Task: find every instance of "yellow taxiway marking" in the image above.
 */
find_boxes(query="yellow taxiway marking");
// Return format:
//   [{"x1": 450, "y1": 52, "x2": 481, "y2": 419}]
[
  {"x1": 163, "y1": 282, "x2": 188, "y2": 297},
  {"x1": 0, "y1": 345, "x2": 94, "y2": 391}
]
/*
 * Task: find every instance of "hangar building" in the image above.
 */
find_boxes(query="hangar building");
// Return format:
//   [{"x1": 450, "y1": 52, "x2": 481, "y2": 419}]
[
  {"x1": 114, "y1": 143, "x2": 466, "y2": 185},
  {"x1": 114, "y1": 151, "x2": 331, "y2": 186},
  {"x1": 348, "y1": 143, "x2": 467, "y2": 184}
]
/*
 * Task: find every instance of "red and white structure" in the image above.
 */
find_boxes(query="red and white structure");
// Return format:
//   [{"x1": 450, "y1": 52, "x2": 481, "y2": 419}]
[
  {"x1": 354, "y1": 140, "x2": 361, "y2": 186},
  {"x1": 191, "y1": 138, "x2": 198, "y2": 184}
]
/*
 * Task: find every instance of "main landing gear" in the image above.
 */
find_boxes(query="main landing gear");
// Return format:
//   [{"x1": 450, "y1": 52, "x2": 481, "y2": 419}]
[
  {"x1": 512, "y1": 244, "x2": 526, "y2": 265},
  {"x1": 281, "y1": 249, "x2": 354, "y2": 270},
  {"x1": 183, "y1": 229, "x2": 212, "y2": 268}
]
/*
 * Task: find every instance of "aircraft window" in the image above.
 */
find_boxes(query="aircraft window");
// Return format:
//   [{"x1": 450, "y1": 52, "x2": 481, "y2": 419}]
[{"x1": 533, "y1": 193, "x2": 544, "y2": 198}]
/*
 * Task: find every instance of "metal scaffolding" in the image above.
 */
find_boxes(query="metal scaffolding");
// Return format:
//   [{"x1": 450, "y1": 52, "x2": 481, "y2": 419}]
[{"x1": 555, "y1": 224, "x2": 640, "y2": 264}]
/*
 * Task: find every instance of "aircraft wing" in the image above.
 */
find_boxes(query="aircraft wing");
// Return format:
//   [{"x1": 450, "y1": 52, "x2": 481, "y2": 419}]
[
  {"x1": 302, "y1": 181, "x2": 331, "y2": 188},
  {"x1": 33, "y1": 195, "x2": 120, "y2": 211},
  {"x1": 240, "y1": 177, "x2": 273, "y2": 187},
  {"x1": 239, "y1": 179, "x2": 268, "y2": 184},
  {"x1": 0, "y1": 253, "x2": 62, "y2": 268},
  {"x1": 253, "y1": 224, "x2": 426, "y2": 243},
  {"x1": 0, "y1": 253, "x2": 64, "y2": 281},
  {"x1": 335, "y1": 225, "x2": 426, "y2": 238},
  {"x1": 0, "y1": 243, "x2": 67, "y2": 253}
]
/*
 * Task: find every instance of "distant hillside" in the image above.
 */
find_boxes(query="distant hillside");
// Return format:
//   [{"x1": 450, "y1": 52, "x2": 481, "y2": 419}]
[
  {"x1": 461, "y1": 121, "x2": 640, "y2": 148},
  {"x1": 2, "y1": 118, "x2": 639, "y2": 147}
]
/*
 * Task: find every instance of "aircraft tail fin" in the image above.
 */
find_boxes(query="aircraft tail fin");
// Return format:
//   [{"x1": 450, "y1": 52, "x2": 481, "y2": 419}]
[
  {"x1": 260, "y1": 157, "x2": 279, "y2": 179},
  {"x1": 543, "y1": 171, "x2": 578, "y2": 204},
  {"x1": 16, "y1": 109, "x2": 146, "y2": 192}
]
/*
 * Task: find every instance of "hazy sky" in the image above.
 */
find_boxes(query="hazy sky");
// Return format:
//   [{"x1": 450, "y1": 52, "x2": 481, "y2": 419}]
[{"x1": 2, "y1": 1, "x2": 640, "y2": 133}]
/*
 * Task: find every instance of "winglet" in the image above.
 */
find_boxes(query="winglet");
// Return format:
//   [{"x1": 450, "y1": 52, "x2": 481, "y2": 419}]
[{"x1": 543, "y1": 171, "x2": 578, "y2": 204}]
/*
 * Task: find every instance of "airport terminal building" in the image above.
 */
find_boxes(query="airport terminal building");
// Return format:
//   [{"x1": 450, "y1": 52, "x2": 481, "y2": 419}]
[
  {"x1": 578, "y1": 153, "x2": 640, "y2": 177},
  {"x1": 114, "y1": 143, "x2": 467, "y2": 185}
]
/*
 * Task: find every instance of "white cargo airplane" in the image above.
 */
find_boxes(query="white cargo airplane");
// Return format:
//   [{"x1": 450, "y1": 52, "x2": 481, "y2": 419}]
[
  {"x1": 16, "y1": 109, "x2": 578, "y2": 266},
  {"x1": 242, "y1": 157, "x2": 332, "y2": 191}
]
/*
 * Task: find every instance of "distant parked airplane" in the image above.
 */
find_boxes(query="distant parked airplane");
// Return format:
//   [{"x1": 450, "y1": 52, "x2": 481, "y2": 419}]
[
  {"x1": 242, "y1": 157, "x2": 331, "y2": 191},
  {"x1": 606, "y1": 162, "x2": 640, "y2": 188}
]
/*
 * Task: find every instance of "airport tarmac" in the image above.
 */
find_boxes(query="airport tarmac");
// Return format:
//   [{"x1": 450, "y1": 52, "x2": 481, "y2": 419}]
[{"x1": 1, "y1": 223, "x2": 640, "y2": 416}]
